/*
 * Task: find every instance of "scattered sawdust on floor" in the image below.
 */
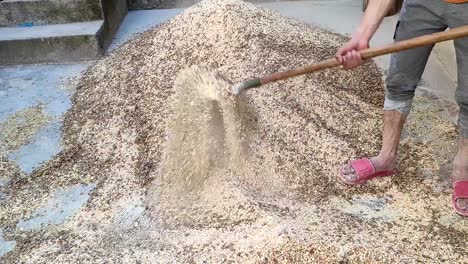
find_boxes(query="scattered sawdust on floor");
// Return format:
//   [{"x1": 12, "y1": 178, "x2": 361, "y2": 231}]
[
  {"x1": 406, "y1": 95, "x2": 459, "y2": 174},
  {"x1": 0, "y1": 105, "x2": 49, "y2": 184},
  {"x1": 0, "y1": 156, "x2": 24, "y2": 181},
  {"x1": 58, "y1": 75, "x2": 82, "y2": 93},
  {"x1": 1, "y1": 0, "x2": 467, "y2": 263},
  {"x1": 0, "y1": 105, "x2": 50, "y2": 153}
]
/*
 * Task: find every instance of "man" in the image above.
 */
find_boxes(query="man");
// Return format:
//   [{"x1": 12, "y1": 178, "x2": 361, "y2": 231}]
[{"x1": 336, "y1": 0, "x2": 468, "y2": 216}]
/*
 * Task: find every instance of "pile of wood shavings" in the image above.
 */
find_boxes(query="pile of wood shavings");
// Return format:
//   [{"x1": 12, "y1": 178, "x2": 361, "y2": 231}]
[{"x1": 1, "y1": 0, "x2": 468, "y2": 263}]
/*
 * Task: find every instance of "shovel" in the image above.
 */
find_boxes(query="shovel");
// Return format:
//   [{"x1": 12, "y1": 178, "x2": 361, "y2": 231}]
[{"x1": 232, "y1": 24, "x2": 468, "y2": 95}]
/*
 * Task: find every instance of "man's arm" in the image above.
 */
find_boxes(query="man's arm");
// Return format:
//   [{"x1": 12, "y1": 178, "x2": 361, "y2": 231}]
[{"x1": 336, "y1": 0, "x2": 396, "y2": 69}]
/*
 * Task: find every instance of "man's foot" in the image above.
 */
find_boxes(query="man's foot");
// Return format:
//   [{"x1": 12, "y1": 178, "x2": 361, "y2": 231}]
[
  {"x1": 340, "y1": 155, "x2": 396, "y2": 183},
  {"x1": 452, "y1": 138, "x2": 468, "y2": 215},
  {"x1": 339, "y1": 156, "x2": 396, "y2": 185},
  {"x1": 339, "y1": 110, "x2": 403, "y2": 185}
]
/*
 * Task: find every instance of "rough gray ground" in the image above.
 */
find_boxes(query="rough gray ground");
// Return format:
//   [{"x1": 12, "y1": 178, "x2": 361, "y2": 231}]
[{"x1": 0, "y1": 0, "x2": 467, "y2": 263}]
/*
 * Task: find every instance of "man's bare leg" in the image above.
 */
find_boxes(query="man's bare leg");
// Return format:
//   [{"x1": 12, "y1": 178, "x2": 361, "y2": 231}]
[
  {"x1": 453, "y1": 137, "x2": 468, "y2": 212},
  {"x1": 341, "y1": 110, "x2": 406, "y2": 182}
]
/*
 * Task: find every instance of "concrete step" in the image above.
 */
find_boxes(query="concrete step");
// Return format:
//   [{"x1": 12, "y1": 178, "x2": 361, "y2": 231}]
[
  {"x1": 0, "y1": 0, "x2": 102, "y2": 27},
  {"x1": 0, "y1": 20, "x2": 105, "y2": 65}
]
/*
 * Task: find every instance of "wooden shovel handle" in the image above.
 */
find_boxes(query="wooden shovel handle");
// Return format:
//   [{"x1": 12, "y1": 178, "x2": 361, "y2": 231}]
[
  {"x1": 258, "y1": 24, "x2": 468, "y2": 86},
  {"x1": 362, "y1": 24, "x2": 468, "y2": 59}
]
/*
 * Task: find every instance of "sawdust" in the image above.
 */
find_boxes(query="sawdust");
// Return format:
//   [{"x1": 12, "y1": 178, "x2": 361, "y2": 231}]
[
  {"x1": 160, "y1": 65, "x2": 244, "y2": 190},
  {"x1": 0, "y1": 105, "x2": 48, "y2": 183},
  {"x1": 0, "y1": 157, "x2": 24, "y2": 181},
  {"x1": 0, "y1": 105, "x2": 50, "y2": 153},
  {"x1": 1, "y1": 0, "x2": 468, "y2": 263}
]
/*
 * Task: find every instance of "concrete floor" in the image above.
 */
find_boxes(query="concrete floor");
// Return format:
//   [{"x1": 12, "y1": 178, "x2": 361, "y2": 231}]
[{"x1": 0, "y1": 0, "x2": 462, "y2": 258}]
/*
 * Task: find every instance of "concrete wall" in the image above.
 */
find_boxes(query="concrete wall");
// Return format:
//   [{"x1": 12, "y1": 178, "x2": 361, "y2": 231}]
[
  {"x1": 0, "y1": 0, "x2": 102, "y2": 27},
  {"x1": 0, "y1": 35, "x2": 102, "y2": 64},
  {"x1": 100, "y1": 0, "x2": 129, "y2": 48},
  {"x1": 0, "y1": 0, "x2": 128, "y2": 64}
]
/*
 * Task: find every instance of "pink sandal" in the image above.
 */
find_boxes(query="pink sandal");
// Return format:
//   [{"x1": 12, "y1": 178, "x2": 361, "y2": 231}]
[
  {"x1": 452, "y1": 180, "x2": 468, "y2": 217},
  {"x1": 339, "y1": 158, "x2": 395, "y2": 185}
]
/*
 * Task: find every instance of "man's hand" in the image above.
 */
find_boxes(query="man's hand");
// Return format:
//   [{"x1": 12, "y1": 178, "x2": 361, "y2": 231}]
[
  {"x1": 335, "y1": 0, "x2": 395, "y2": 69},
  {"x1": 336, "y1": 34, "x2": 369, "y2": 70}
]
